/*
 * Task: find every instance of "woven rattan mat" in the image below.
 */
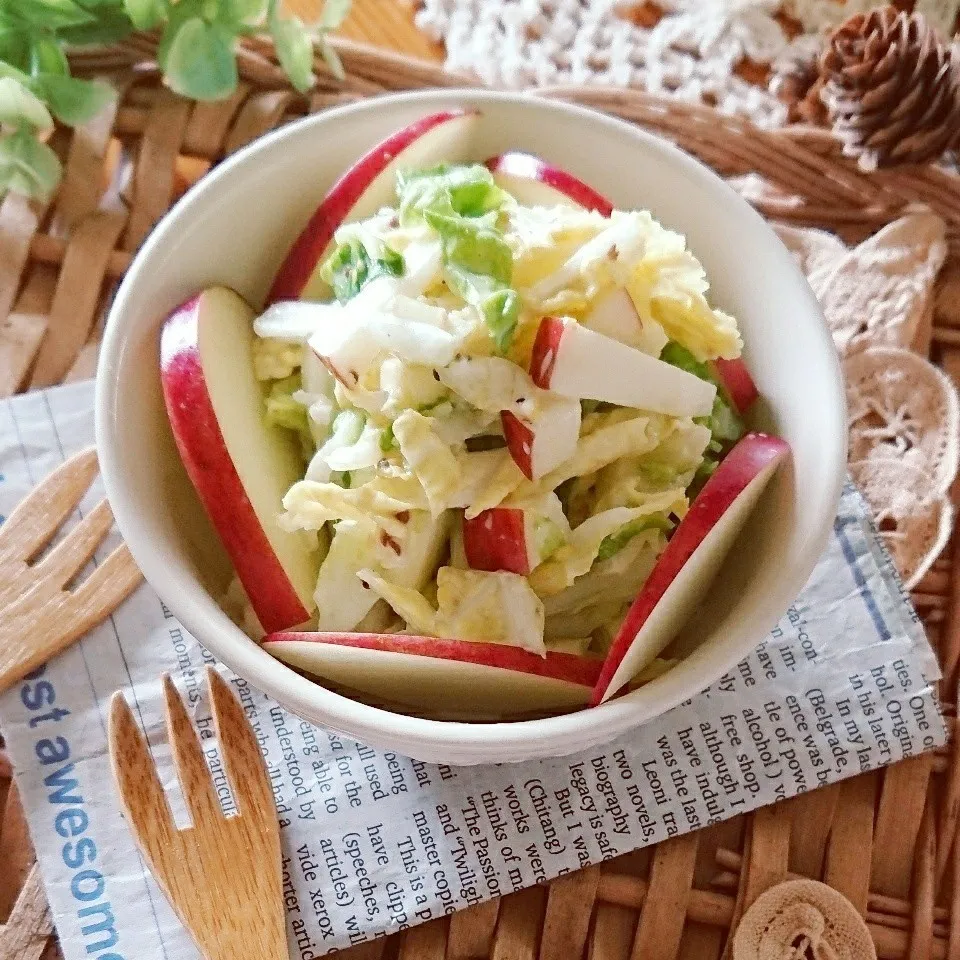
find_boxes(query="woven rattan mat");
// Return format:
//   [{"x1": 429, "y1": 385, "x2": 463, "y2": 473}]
[{"x1": 3, "y1": 35, "x2": 960, "y2": 960}]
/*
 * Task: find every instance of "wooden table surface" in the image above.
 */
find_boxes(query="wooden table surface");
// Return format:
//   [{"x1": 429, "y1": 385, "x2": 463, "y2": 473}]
[{"x1": 290, "y1": 0, "x2": 444, "y2": 61}]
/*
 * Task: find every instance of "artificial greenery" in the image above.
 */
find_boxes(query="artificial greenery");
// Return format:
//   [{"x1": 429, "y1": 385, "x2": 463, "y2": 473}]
[{"x1": 0, "y1": 0, "x2": 351, "y2": 198}]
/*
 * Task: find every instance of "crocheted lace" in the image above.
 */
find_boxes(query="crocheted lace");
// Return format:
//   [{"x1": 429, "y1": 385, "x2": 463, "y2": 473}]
[
  {"x1": 777, "y1": 213, "x2": 956, "y2": 588},
  {"x1": 416, "y1": 0, "x2": 960, "y2": 126}
]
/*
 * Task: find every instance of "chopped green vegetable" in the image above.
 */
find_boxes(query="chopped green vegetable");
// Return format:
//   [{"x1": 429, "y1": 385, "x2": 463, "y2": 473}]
[
  {"x1": 320, "y1": 236, "x2": 404, "y2": 303},
  {"x1": 596, "y1": 515, "x2": 672, "y2": 562},
  {"x1": 704, "y1": 392, "x2": 744, "y2": 448},
  {"x1": 397, "y1": 163, "x2": 508, "y2": 221},
  {"x1": 661, "y1": 341, "x2": 744, "y2": 495},
  {"x1": 533, "y1": 517, "x2": 566, "y2": 563},
  {"x1": 263, "y1": 373, "x2": 315, "y2": 460},
  {"x1": 637, "y1": 460, "x2": 684, "y2": 486},
  {"x1": 379, "y1": 422, "x2": 396, "y2": 453},
  {"x1": 396, "y1": 163, "x2": 520, "y2": 351},
  {"x1": 445, "y1": 265, "x2": 520, "y2": 354},
  {"x1": 265, "y1": 374, "x2": 308, "y2": 431},
  {"x1": 660, "y1": 341, "x2": 710, "y2": 379},
  {"x1": 417, "y1": 397, "x2": 454, "y2": 418}
]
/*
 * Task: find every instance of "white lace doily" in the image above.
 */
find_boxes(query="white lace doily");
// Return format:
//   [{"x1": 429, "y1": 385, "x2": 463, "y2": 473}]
[
  {"x1": 776, "y1": 212, "x2": 958, "y2": 588},
  {"x1": 416, "y1": 0, "x2": 960, "y2": 126}
]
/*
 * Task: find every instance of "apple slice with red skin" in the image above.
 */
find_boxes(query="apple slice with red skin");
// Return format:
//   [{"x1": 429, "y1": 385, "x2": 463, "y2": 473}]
[
  {"x1": 267, "y1": 110, "x2": 481, "y2": 304},
  {"x1": 485, "y1": 151, "x2": 613, "y2": 214},
  {"x1": 264, "y1": 632, "x2": 603, "y2": 714},
  {"x1": 501, "y1": 395, "x2": 580, "y2": 481},
  {"x1": 463, "y1": 507, "x2": 530, "y2": 574},
  {"x1": 462, "y1": 505, "x2": 562, "y2": 575},
  {"x1": 591, "y1": 432, "x2": 790, "y2": 706},
  {"x1": 711, "y1": 357, "x2": 759, "y2": 415},
  {"x1": 530, "y1": 315, "x2": 716, "y2": 417},
  {"x1": 160, "y1": 287, "x2": 320, "y2": 633}
]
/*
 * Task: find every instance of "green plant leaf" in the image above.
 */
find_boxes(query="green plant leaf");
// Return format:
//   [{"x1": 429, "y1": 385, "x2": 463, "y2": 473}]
[
  {"x1": 221, "y1": 0, "x2": 267, "y2": 25},
  {"x1": 0, "y1": 76, "x2": 53, "y2": 130},
  {"x1": 317, "y1": 0, "x2": 350, "y2": 30},
  {"x1": 6, "y1": 0, "x2": 96, "y2": 30},
  {"x1": 0, "y1": 26, "x2": 32, "y2": 73},
  {"x1": 32, "y1": 74, "x2": 114, "y2": 125},
  {"x1": 0, "y1": 129, "x2": 61, "y2": 197},
  {"x1": 0, "y1": 61, "x2": 32, "y2": 84},
  {"x1": 156, "y1": 0, "x2": 202, "y2": 70},
  {"x1": 163, "y1": 17, "x2": 238, "y2": 100},
  {"x1": 56, "y1": 8, "x2": 134, "y2": 45},
  {"x1": 122, "y1": 0, "x2": 166, "y2": 30},
  {"x1": 29, "y1": 34, "x2": 69, "y2": 76},
  {"x1": 319, "y1": 35, "x2": 343, "y2": 80},
  {"x1": 270, "y1": 14, "x2": 313, "y2": 92}
]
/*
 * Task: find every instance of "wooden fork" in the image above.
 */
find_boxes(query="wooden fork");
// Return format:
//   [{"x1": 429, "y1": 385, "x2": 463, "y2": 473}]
[
  {"x1": 0, "y1": 447, "x2": 142, "y2": 695},
  {"x1": 109, "y1": 667, "x2": 287, "y2": 960}
]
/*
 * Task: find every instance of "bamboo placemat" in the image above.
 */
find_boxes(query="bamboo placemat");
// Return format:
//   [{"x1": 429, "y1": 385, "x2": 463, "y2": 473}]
[{"x1": 2, "y1": 34, "x2": 960, "y2": 960}]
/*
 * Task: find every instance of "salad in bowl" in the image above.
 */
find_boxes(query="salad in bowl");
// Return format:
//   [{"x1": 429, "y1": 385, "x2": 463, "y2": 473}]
[{"x1": 159, "y1": 109, "x2": 789, "y2": 721}]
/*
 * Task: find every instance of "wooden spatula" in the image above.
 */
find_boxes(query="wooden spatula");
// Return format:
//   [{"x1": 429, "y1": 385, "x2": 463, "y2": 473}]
[
  {"x1": 0, "y1": 447, "x2": 142, "y2": 694},
  {"x1": 109, "y1": 667, "x2": 287, "y2": 960}
]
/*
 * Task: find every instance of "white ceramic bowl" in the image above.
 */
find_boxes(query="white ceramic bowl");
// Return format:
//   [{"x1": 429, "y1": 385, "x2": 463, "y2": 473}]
[{"x1": 96, "y1": 89, "x2": 846, "y2": 764}]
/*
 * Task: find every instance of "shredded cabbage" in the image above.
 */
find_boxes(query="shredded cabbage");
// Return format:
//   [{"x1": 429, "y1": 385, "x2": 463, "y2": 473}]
[
  {"x1": 280, "y1": 480, "x2": 412, "y2": 539},
  {"x1": 463, "y1": 454, "x2": 528, "y2": 518},
  {"x1": 543, "y1": 529, "x2": 665, "y2": 636},
  {"x1": 521, "y1": 413, "x2": 675, "y2": 498},
  {"x1": 651, "y1": 299, "x2": 741, "y2": 363},
  {"x1": 436, "y1": 567, "x2": 545, "y2": 655},
  {"x1": 357, "y1": 568, "x2": 439, "y2": 635},
  {"x1": 305, "y1": 409, "x2": 366, "y2": 483},
  {"x1": 380, "y1": 358, "x2": 447, "y2": 416},
  {"x1": 392, "y1": 410, "x2": 461, "y2": 515},
  {"x1": 324, "y1": 422, "x2": 388, "y2": 473},
  {"x1": 591, "y1": 420, "x2": 709, "y2": 513},
  {"x1": 660, "y1": 342, "x2": 746, "y2": 488},
  {"x1": 252, "y1": 337, "x2": 302, "y2": 380},
  {"x1": 320, "y1": 233, "x2": 404, "y2": 303},
  {"x1": 438, "y1": 356, "x2": 536, "y2": 413},
  {"x1": 360, "y1": 566, "x2": 546, "y2": 655},
  {"x1": 529, "y1": 497, "x2": 681, "y2": 597},
  {"x1": 314, "y1": 521, "x2": 382, "y2": 631},
  {"x1": 247, "y1": 158, "x2": 754, "y2": 668}
]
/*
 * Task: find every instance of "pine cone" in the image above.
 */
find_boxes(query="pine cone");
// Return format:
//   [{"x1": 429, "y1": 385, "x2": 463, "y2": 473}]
[
  {"x1": 820, "y1": 6, "x2": 960, "y2": 170},
  {"x1": 771, "y1": 48, "x2": 828, "y2": 124}
]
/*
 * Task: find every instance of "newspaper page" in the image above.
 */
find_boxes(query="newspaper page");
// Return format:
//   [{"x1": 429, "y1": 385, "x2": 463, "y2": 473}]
[{"x1": 0, "y1": 380, "x2": 946, "y2": 960}]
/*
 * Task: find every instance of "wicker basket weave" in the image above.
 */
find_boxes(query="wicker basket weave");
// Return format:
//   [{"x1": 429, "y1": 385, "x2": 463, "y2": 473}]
[{"x1": 2, "y1": 35, "x2": 960, "y2": 960}]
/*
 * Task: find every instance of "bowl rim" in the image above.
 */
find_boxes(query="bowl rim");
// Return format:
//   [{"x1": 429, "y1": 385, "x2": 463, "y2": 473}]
[{"x1": 96, "y1": 87, "x2": 847, "y2": 760}]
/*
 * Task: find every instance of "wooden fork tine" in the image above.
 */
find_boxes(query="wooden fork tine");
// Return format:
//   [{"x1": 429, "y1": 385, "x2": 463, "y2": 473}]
[
  {"x1": 162, "y1": 675, "x2": 223, "y2": 828},
  {"x1": 69, "y1": 542, "x2": 143, "y2": 624},
  {"x1": 34, "y1": 499, "x2": 114, "y2": 587},
  {"x1": 0, "y1": 544, "x2": 141, "y2": 695},
  {"x1": 109, "y1": 692, "x2": 179, "y2": 866},
  {"x1": 0, "y1": 865, "x2": 54, "y2": 959},
  {"x1": 206, "y1": 668, "x2": 275, "y2": 823},
  {"x1": 0, "y1": 448, "x2": 98, "y2": 566}
]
